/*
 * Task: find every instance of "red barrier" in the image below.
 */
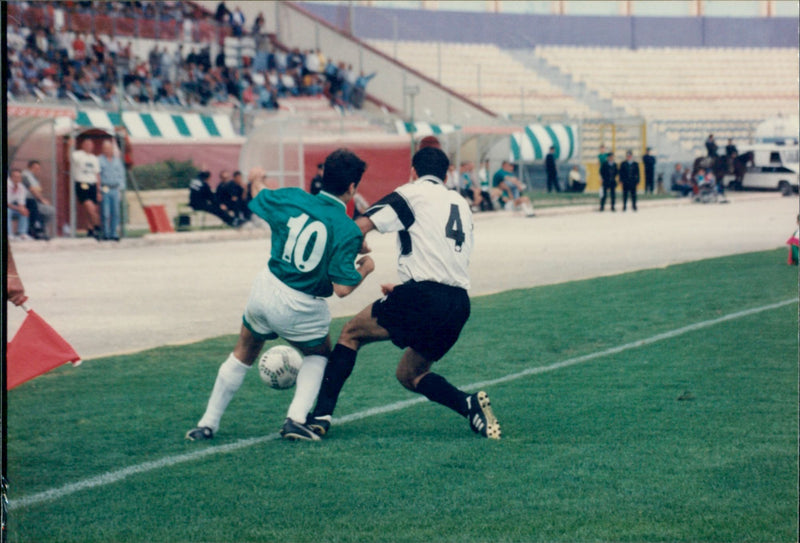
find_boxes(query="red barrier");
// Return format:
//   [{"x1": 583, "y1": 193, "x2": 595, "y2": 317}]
[{"x1": 143, "y1": 205, "x2": 175, "y2": 233}]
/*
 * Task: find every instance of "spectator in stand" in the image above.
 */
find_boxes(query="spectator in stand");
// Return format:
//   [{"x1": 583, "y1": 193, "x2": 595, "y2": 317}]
[
  {"x1": 619, "y1": 150, "x2": 640, "y2": 212},
  {"x1": 92, "y1": 33, "x2": 106, "y2": 63},
  {"x1": 545, "y1": 146, "x2": 560, "y2": 192},
  {"x1": 8, "y1": 169, "x2": 31, "y2": 241},
  {"x1": 341, "y1": 63, "x2": 357, "y2": 108},
  {"x1": 148, "y1": 44, "x2": 164, "y2": 78},
  {"x1": 599, "y1": 151, "x2": 618, "y2": 212},
  {"x1": 252, "y1": 12, "x2": 266, "y2": 35},
  {"x1": 230, "y1": 6, "x2": 246, "y2": 37},
  {"x1": 72, "y1": 33, "x2": 87, "y2": 62},
  {"x1": 6, "y1": 24, "x2": 26, "y2": 52},
  {"x1": 568, "y1": 165, "x2": 585, "y2": 193},
  {"x1": 280, "y1": 68, "x2": 300, "y2": 96},
  {"x1": 642, "y1": 147, "x2": 656, "y2": 194},
  {"x1": 325, "y1": 60, "x2": 346, "y2": 108},
  {"x1": 157, "y1": 80, "x2": 182, "y2": 106},
  {"x1": 215, "y1": 2, "x2": 231, "y2": 24},
  {"x1": 287, "y1": 48, "x2": 304, "y2": 71},
  {"x1": 351, "y1": 70, "x2": 376, "y2": 109},
  {"x1": 72, "y1": 138, "x2": 102, "y2": 239},
  {"x1": 304, "y1": 48, "x2": 320, "y2": 75},
  {"x1": 21, "y1": 160, "x2": 55, "y2": 240}
]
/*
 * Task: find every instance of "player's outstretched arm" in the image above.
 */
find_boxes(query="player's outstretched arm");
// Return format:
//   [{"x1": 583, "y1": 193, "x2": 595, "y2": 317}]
[
  {"x1": 332, "y1": 256, "x2": 375, "y2": 298},
  {"x1": 355, "y1": 215, "x2": 375, "y2": 237}
]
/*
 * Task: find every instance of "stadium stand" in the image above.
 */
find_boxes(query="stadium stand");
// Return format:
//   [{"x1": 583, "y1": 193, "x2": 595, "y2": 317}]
[
  {"x1": 368, "y1": 40, "x2": 600, "y2": 120},
  {"x1": 8, "y1": 1, "x2": 799, "y2": 171},
  {"x1": 5, "y1": 1, "x2": 367, "y2": 115}
]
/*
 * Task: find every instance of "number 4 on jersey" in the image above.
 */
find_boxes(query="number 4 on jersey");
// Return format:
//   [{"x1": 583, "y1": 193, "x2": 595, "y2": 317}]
[{"x1": 445, "y1": 204, "x2": 465, "y2": 252}]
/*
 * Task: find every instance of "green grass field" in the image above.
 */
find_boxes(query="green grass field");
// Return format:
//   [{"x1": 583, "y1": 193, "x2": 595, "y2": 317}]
[{"x1": 6, "y1": 249, "x2": 798, "y2": 542}]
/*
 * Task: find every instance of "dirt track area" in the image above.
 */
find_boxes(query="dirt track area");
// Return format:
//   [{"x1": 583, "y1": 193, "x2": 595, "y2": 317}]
[{"x1": 7, "y1": 192, "x2": 798, "y2": 360}]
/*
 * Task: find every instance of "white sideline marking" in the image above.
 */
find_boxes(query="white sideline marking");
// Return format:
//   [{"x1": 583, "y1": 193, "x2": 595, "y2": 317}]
[{"x1": 10, "y1": 298, "x2": 797, "y2": 511}]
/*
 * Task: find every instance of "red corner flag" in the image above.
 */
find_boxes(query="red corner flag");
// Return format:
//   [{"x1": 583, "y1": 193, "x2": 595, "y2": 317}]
[{"x1": 6, "y1": 308, "x2": 81, "y2": 390}]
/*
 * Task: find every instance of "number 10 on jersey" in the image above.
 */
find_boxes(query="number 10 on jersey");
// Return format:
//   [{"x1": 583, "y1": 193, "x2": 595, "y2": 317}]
[{"x1": 282, "y1": 213, "x2": 328, "y2": 272}]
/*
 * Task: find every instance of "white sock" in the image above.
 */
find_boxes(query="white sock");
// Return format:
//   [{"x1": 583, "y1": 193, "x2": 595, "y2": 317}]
[
  {"x1": 197, "y1": 353, "x2": 250, "y2": 432},
  {"x1": 522, "y1": 201, "x2": 535, "y2": 215},
  {"x1": 286, "y1": 354, "x2": 327, "y2": 424}
]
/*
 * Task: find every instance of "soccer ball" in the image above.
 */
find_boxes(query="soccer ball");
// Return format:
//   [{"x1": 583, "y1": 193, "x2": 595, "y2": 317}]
[{"x1": 258, "y1": 345, "x2": 302, "y2": 390}]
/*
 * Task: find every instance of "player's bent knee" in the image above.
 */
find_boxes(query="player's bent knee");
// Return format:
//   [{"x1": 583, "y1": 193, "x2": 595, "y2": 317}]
[{"x1": 395, "y1": 366, "x2": 416, "y2": 391}]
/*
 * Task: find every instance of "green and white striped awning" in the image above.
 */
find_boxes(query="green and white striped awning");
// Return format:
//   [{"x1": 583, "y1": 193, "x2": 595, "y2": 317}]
[
  {"x1": 74, "y1": 110, "x2": 240, "y2": 141},
  {"x1": 510, "y1": 124, "x2": 577, "y2": 161},
  {"x1": 396, "y1": 120, "x2": 459, "y2": 137}
]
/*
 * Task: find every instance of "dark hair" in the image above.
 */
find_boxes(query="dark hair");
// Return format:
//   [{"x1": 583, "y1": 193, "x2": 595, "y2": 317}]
[
  {"x1": 27, "y1": 160, "x2": 40, "y2": 168},
  {"x1": 412, "y1": 146, "x2": 449, "y2": 181},
  {"x1": 198, "y1": 170, "x2": 211, "y2": 180},
  {"x1": 322, "y1": 148, "x2": 366, "y2": 195}
]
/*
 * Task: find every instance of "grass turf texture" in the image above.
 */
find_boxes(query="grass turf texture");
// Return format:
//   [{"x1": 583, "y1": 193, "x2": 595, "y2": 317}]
[{"x1": 6, "y1": 249, "x2": 798, "y2": 542}]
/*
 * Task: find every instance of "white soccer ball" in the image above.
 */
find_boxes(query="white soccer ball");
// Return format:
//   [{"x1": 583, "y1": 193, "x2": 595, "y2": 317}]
[{"x1": 258, "y1": 345, "x2": 302, "y2": 390}]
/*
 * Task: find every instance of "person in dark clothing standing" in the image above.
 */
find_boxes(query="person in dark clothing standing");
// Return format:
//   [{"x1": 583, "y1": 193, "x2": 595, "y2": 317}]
[
  {"x1": 642, "y1": 147, "x2": 656, "y2": 194},
  {"x1": 619, "y1": 150, "x2": 640, "y2": 212},
  {"x1": 599, "y1": 152, "x2": 618, "y2": 212},
  {"x1": 545, "y1": 146, "x2": 560, "y2": 192},
  {"x1": 309, "y1": 163, "x2": 324, "y2": 195}
]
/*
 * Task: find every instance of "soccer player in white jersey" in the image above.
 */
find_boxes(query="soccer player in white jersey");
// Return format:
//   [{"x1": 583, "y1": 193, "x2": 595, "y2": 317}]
[
  {"x1": 308, "y1": 146, "x2": 501, "y2": 439},
  {"x1": 186, "y1": 149, "x2": 375, "y2": 442}
]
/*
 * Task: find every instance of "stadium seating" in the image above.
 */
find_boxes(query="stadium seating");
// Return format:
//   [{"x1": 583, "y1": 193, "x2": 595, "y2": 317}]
[
  {"x1": 533, "y1": 45, "x2": 798, "y2": 154},
  {"x1": 368, "y1": 39, "x2": 600, "y2": 120}
]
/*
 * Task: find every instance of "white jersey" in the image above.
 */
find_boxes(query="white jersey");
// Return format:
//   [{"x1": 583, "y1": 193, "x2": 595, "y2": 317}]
[
  {"x1": 71, "y1": 149, "x2": 100, "y2": 184},
  {"x1": 365, "y1": 175, "x2": 473, "y2": 289}
]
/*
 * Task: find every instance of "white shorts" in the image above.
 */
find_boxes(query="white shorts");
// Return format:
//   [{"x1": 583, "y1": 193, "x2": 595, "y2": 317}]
[{"x1": 242, "y1": 268, "x2": 331, "y2": 348}]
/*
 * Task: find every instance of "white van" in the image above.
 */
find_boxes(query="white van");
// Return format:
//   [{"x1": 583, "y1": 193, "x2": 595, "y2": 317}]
[{"x1": 724, "y1": 143, "x2": 799, "y2": 195}]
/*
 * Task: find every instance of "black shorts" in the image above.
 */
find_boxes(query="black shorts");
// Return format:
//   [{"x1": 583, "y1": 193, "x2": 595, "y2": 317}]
[
  {"x1": 75, "y1": 182, "x2": 97, "y2": 203},
  {"x1": 371, "y1": 280, "x2": 470, "y2": 362}
]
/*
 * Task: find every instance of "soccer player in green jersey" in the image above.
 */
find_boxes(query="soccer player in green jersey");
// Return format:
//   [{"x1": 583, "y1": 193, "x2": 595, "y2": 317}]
[{"x1": 186, "y1": 149, "x2": 375, "y2": 442}]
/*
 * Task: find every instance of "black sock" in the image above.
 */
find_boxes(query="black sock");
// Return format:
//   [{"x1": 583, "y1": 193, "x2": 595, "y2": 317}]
[
  {"x1": 312, "y1": 344, "x2": 357, "y2": 417},
  {"x1": 414, "y1": 373, "x2": 469, "y2": 417}
]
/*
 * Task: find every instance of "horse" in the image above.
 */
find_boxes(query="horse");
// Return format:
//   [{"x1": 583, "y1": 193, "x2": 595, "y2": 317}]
[
  {"x1": 730, "y1": 151, "x2": 754, "y2": 189},
  {"x1": 692, "y1": 155, "x2": 729, "y2": 181}
]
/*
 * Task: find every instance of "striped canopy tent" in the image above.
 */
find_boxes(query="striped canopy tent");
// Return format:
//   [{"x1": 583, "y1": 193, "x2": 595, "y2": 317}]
[
  {"x1": 395, "y1": 120, "x2": 460, "y2": 137},
  {"x1": 74, "y1": 110, "x2": 242, "y2": 141},
  {"x1": 510, "y1": 124, "x2": 578, "y2": 162}
]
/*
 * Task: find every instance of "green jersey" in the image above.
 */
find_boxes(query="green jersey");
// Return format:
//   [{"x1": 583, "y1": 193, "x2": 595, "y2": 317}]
[{"x1": 249, "y1": 188, "x2": 363, "y2": 297}]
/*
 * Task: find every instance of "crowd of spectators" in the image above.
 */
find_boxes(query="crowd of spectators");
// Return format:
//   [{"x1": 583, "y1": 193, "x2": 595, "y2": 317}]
[{"x1": 7, "y1": 1, "x2": 376, "y2": 112}]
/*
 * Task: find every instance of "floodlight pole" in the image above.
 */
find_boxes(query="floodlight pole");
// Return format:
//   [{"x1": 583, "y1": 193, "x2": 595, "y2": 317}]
[{"x1": 404, "y1": 85, "x2": 420, "y2": 159}]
